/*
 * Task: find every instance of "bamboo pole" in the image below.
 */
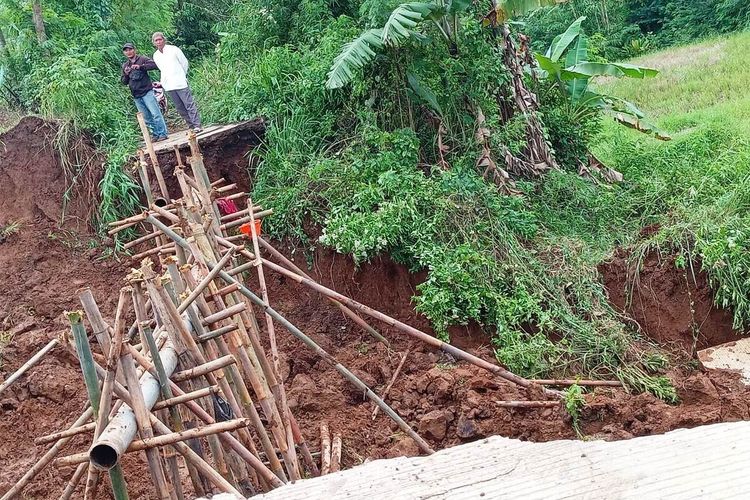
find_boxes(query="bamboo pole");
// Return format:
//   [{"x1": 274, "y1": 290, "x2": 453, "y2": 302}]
[
  {"x1": 200, "y1": 302, "x2": 246, "y2": 325},
  {"x1": 170, "y1": 355, "x2": 236, "y2": 383},
  {"x1": 152, "y1": 385, "x2": 218, "y2": 411},
  {"x1": 330, "y1": 433, "x2": 342, "y2": 473},
  {"x1": 247, "y1": 198, "x2": 300, "y2": 479},
  {"x1": 372, "y1": 350, "x2": 409, "y2": 420},
  {"x1": 130, "y1": 243, "x2": 176, "y2": 261},
  {"x1": 57, "y1": 419, "x2": 252, "y2": 466},
  {"x1": 215, "y1": 183, "x2": 238, "y2": 194},
  {"x1": 494, "y1": 400, "x2": 560, "y2": 408},
  {"x1": 66, "y1": 311, "x2": 129, "y2": 500},
  {"x1": 176, "y1": 246, "x2": 238, "y2": 314},
  {"x1": 136, "y1": 112, "x2": 169, "y2": 199},
  {"x1": 146, "y1": 216, "x2": 436, "y2": 454},
  {"x1": 1, "y1": 407, "x2": 94, "y2": 500},
  {"x1": 258, "y1": 237, "x2": 389, "y2": 346},
  {"x1": 60, "y1": 462, "x2": 87, "y2": 500},
  {"x1": 137, "y1": 151, "x2": 155, "y2": 207},
  {"x1": 220, "y1": 205, "x2": 264, "y2": 223},
  {"x1": 219, "y1": 210, "x2": 273, "y2": 230},
  {"x1": 79, "y1": 288, "x2": 113, "y2": 356},
  {"x1": 36, "y1": 421, "x2": 97, "y2": 445},
  {"x1": 531, "y1": 379, "x2": 622, "y2": 387},
  {"x1": 0, "y1": 338, "x2": 59, "y2": 394},
  {"x1": 108, "y1": 211, "x2": 148, "y2": 228},
  {"x1": 320, "y1": 422, "x2": 331, "y2": 476},
  {"x1": 94, "y1": 289, "x2": 129, "y2": 442},
  {"x1": 197, "y1": 324, "x2": 239, "y2": 343},
  {"x1": 119, "y1": 347, "x2": 173, "y2": 500},
  {"x1": 130, "y1": 284, "x2": 189, "y2": 499}
]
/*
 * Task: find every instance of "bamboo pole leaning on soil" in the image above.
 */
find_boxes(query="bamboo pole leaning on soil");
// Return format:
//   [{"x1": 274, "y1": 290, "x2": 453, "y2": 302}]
[
  {"x1": 494, "y1": 401, "x2": 561, "y2": 408},
  {"x1": 214, "y1": 234, "x2": 560, "y2": 399},
  {"x1": 257, "y1": 237, "x2": 389, "y2": 347},
  {"x1": 145, "y1": 216, "x2": 436, "y2": 455},
  {"x1": 0, "y1": 338, "x2": 59, "y2": 395}
]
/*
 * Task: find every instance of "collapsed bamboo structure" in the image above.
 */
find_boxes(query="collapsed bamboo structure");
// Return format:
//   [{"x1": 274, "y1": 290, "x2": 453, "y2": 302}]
[{"x1": 2, "y1": 130, "x2": 556, "y2": 499}]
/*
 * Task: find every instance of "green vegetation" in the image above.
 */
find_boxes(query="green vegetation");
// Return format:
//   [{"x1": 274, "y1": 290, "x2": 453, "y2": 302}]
[
  {"x1": 593, "y1": 32, "x2": 750, "y2": 330},
  {"x1": 524, "y1": 0, "x2": 750, "y2": 60},
  {"x1": 1, "y1": 1, "x2": 749, "y2": 402}
]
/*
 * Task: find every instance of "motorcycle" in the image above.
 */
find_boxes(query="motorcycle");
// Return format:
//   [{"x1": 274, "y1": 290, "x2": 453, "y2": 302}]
[{"x1": 152, "y1": 81, "x2": 168, "y2": 116}]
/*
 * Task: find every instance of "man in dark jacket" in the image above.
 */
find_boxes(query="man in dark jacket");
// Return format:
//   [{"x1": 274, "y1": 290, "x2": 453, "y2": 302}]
[{"x1": 121, "y1": 42, "x2": 168, "y2": 141}]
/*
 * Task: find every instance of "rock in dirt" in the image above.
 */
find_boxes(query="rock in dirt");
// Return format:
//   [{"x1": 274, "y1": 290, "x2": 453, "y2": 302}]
[
  {"x1": 287, "y1": 373, "x2": 318, "y2": 410},
  {"x1": 456, "y1": 413, "x2": 482, "y2": 439},
  {"x1": 385, "y1": 436, "x2": 421, "y2": 458},
  {"x1": 418, "y1": 409, "x2": 454, "y2": 440},
  {"x1": 679, "y1": 373, "x2": 719, "y2": 405}
]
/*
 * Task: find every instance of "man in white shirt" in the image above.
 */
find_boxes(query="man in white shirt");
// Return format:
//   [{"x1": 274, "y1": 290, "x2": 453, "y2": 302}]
[{"x1": 151, "y1": 32, "x2": 202, "y2": 132}]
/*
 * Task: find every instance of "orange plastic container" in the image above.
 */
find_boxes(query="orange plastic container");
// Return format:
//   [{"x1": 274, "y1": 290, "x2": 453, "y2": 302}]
[{"x1": 239, "y1": 219, "x2": 262, "y2": 238}]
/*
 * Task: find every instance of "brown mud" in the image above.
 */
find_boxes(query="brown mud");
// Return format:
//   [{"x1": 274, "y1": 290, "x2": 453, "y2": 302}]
[{"x1": 1, "y1": 118, "x2": 749, "y2": 498}]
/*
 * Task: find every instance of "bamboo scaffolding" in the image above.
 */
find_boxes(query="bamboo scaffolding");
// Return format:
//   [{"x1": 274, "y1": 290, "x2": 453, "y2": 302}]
[
  {"x1": 0, "y1": 338, "x2": 59, "y2": 394},
  {"x1": 372, "y1": 350, "x2": 409, "y2": 420},
  {"x1": 146, "y1": 216, "x2": 436, "y2": 454}
]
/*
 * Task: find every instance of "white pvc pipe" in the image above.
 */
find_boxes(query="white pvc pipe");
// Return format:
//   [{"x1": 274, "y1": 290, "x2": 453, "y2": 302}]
[{"x1": 89, "y1": 339, "x2": 179, "y2": 470}]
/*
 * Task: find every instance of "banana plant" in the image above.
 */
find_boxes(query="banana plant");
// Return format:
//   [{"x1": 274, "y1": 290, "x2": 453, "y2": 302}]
[
  {"x1": 326, "y1": 0, "x2": 559, "y2": 90},
  {"x1": 533, "y1": 16, "x2": 670, "y2": 140}
]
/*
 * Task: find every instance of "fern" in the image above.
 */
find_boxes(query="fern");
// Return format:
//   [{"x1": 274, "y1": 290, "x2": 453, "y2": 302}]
[{"x1": 326, "y1": 28, "x2": 384, "y2": 89}]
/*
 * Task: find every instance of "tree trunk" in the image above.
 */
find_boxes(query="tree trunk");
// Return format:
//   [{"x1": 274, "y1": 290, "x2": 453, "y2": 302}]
[
  {"x1": 500, "y1": 24, "x2": 557, "y2": 176},
  {"x1": 32, "y1": 0, "x2": 47, "y2": 45}
]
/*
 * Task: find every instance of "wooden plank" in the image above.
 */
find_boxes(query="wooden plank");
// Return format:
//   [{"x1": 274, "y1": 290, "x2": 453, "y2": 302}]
[{"x1": 251, "y1": 421, "x2": 750, "y2": 499}]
